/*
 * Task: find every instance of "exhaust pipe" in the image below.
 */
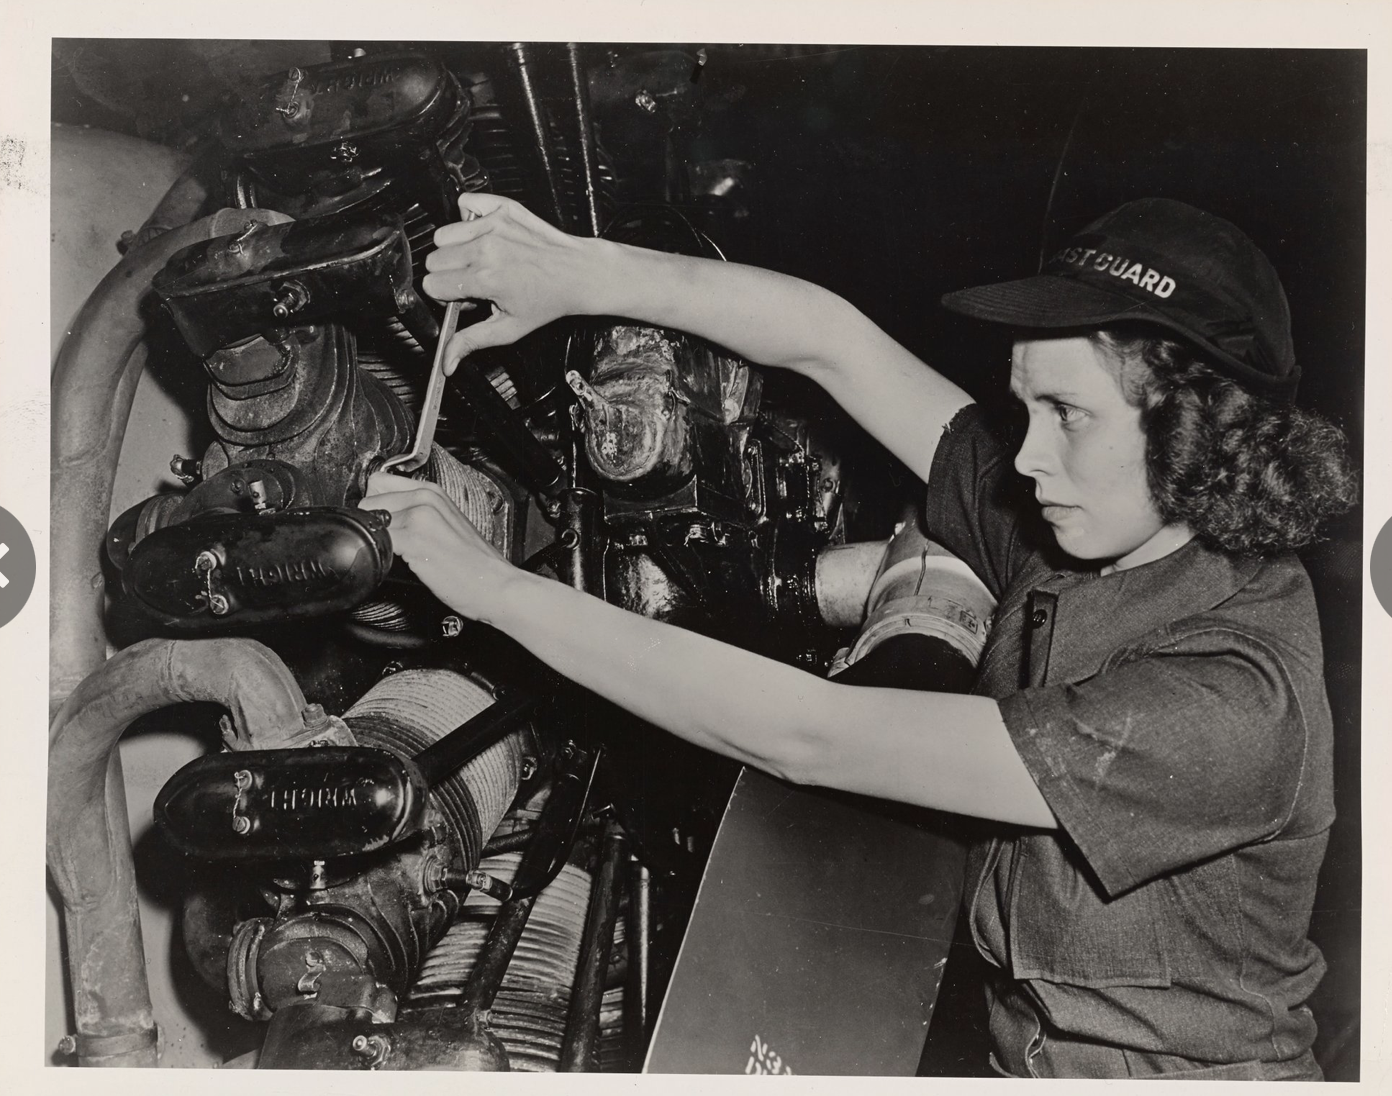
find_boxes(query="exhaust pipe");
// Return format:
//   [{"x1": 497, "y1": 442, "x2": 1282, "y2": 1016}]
[
  {"x1": 50, "y1": 206, "x2": 290, "y2": 716},
  {"x1": 47, "y1": 638, "x2": 307, "y2": 1066}
]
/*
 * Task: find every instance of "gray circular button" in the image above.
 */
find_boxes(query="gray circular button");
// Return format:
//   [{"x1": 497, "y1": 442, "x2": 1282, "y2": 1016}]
[
  {"x1": 1372, "y1": 515, "x2": 1392, "y2": 621},
  {"x1": 0, "y1": 505, "x2": 36, "y2": 629}
]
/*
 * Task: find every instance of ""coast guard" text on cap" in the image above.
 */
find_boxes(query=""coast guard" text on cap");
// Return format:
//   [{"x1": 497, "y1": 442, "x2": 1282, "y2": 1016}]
[{"x1": 1051, "y1": 246, "x2": 1176, "y2": 298}]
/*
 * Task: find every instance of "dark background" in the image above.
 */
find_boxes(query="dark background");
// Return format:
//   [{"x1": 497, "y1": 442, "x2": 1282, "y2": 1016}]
[{"x1": 52, "y1": 41, "x2": 1366, "y2": 1078}]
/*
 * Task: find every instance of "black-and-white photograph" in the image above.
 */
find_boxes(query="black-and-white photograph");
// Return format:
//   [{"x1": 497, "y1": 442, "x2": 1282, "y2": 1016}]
[{"x1": 39, "y1": 22, "x2": 1372, "y2": 1084}]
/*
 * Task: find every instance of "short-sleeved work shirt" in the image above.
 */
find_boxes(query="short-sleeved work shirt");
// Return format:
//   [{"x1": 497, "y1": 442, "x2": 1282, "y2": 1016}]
[{"x1": 924, "y1": 404, "x2": 1334, "y2": 1080}]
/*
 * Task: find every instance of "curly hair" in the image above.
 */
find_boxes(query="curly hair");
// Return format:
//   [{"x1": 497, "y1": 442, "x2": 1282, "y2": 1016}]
[{"x1": 1089, "y1": 324, "x2": 1358, "y2": 556}]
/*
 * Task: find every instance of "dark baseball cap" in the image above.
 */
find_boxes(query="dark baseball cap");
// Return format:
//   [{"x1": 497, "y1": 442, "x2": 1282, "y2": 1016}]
[{"x1": 941, "y1": 198, "x2": 1298, "y2": 395}]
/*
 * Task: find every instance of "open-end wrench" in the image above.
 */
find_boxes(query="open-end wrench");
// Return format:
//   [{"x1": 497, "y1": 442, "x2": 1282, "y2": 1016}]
[
  {"x1": 380, "y1": 207, "x2": 481, "y2": 476},
  {"x1": 379, "y1": 297, "x2": 461, "y2": 475}
]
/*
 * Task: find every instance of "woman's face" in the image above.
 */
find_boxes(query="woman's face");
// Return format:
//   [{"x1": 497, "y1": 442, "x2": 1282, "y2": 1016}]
[{"x1": 1010, "y1": 336, "x2": 1190, "y2": 570}]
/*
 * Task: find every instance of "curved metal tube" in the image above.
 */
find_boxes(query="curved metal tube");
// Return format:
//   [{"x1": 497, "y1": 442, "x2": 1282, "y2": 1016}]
[
  {"x1": 814, "y1": 539, "x2": 889, "y2": 628},
  {"x1": 47, "y1": 637, "x2": 307, "y2": 1066},
  {"x1": 835, "y1": 521, "x2": 997, "y2": 676},
  {"x1": 125, "y1": 145, "x2": 223, "y2": 252},
  {"x1": 50, "y1": 206, "x2": 291, "y2": 714}
]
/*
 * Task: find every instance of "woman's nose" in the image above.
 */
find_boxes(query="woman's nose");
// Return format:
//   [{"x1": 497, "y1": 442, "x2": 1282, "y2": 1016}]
[{"x1": 1013, "y1": 417, "x2": 1052, "y2": 479}]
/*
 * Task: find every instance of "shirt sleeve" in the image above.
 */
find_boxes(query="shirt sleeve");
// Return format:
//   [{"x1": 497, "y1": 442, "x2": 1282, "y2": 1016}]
[
  {"x1": 923, "y1": 403, "x2": 1045, "y2": 601},
  {"x1": 996, "y1": 625, "x2": 1312, "y2": 898}
]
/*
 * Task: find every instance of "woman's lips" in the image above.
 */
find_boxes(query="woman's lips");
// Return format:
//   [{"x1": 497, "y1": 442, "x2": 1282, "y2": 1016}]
[{"x1": 1039, "y1": 503, "x2": 1076, "y2": 522}]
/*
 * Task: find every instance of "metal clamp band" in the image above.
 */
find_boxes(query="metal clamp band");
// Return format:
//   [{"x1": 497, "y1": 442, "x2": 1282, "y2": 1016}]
[{"x1": 75, "y1": 1024, "x2": 159, "y2": 1061}]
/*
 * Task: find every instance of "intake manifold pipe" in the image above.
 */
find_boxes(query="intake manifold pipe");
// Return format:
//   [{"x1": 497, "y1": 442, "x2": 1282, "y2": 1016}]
[
  {"x1": 47, "y1": 638, "x2": 308, "y2": 1067},
  {"x1": 50, "y1": 206, "x2": 291, "y2": 716}
]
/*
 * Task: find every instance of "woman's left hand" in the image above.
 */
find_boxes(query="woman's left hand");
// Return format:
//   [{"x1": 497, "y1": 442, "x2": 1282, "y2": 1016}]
[{"x1": 359, "y1": 472, "x2": 516, "y2": 623}]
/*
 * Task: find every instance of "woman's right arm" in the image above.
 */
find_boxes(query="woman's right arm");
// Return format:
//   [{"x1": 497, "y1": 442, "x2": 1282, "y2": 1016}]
[{"x1": 425, "y1": 194, "x2": 973, "y2": 482}]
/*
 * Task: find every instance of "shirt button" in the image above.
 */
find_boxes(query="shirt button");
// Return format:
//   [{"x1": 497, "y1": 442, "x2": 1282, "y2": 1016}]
[{"x1": 1031, "y1": 608, "x2": 1049, "y2": 627}]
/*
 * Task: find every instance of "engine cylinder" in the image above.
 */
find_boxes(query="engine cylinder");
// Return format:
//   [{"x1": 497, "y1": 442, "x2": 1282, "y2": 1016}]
[
  {"x1": 407, "y1": 851, "x2": 594, "y2": 1071},
  {"x1": 214, "y1": 669, "x2": 530, "y2": 1021},
  {"x1": 344, "y1": 669, "x2": 526, "y2": 872}
]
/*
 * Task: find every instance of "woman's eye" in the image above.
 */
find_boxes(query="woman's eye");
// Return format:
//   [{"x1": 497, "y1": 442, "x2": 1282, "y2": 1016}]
[{"x1": 1055, "y1": 403, "x2": 1082, "y2": 425}]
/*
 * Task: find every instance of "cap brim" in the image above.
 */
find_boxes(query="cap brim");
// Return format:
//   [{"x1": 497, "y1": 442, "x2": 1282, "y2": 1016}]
[
  {"x1": 941, "y1": 273, "x2": 1300, "y2": 396},
  {"x1": 941, "y1": 273, "x2": 1170, "y2": 331}
]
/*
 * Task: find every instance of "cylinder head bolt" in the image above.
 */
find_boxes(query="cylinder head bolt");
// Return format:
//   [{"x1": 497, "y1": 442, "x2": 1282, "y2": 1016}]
[{"x1": 297, "y1": 702, "x2": 356, "y2": 748}]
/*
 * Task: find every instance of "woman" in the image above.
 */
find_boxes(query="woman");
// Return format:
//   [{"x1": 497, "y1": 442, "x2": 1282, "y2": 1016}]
[{"x1": 362, "y1": 194, "x2": 1356, "y2": 1079}]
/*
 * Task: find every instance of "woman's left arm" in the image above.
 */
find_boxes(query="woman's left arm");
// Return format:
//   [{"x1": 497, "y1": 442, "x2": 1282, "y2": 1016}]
[{"x1": 363, "y1": 474, "x2": 1056, "y2": 830}]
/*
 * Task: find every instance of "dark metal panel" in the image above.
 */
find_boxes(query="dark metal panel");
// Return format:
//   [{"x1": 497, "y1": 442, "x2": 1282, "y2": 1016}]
[{"x1": 645, "y1": 767, "x2": 965, "y2": 1076}]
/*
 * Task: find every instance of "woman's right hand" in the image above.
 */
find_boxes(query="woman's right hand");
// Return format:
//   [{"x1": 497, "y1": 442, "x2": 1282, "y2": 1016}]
[
  {"x1": 359, "y1": 471, "x2": 516, "y2": 624},
  {"x1": 424, "y1": 193, "x2": 971, "y2": 485},
  {"x1": 423, "y1": 193, "x2": 605, "y2": 373}
]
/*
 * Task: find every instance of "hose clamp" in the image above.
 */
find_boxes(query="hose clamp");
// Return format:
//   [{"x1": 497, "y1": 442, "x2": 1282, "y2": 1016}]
[{"x1": 74, "y1": 1024, "x2": 159, "y2": 1063}]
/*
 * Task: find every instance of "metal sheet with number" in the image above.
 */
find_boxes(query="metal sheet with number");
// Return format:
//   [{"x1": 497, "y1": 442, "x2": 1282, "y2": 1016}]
[{"x1": 644, "y1": 767, "x2": 967, "y2": 1076}]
